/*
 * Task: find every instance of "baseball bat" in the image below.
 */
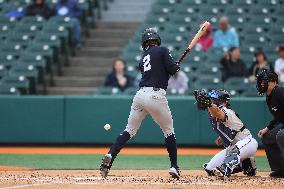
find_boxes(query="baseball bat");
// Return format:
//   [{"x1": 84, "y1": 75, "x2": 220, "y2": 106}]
[{"x1": 177, "y1": 21, "x2": 211, "y2": 64}]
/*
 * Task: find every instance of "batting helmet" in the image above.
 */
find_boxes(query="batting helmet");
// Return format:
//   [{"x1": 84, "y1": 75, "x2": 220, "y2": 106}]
[
  {"x1": 256, "y1": 69, "x2": 278, "y2": 95},
  {"x1": 208, "y1": 89, "x2": 230, "y2": 106},
  {"x1": 141, "y1": 28, "x2": 161, "y2": 50}
]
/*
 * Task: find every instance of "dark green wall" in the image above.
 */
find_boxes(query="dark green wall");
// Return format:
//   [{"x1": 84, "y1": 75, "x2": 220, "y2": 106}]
[{"x1": 0, "y1": 95, "x2": 271, "y2": 146}]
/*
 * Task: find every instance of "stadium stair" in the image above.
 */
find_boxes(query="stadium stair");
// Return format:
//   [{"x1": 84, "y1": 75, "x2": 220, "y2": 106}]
[
  {"x1": 101, "y1": 0, "x2": 154, "y2": 22},
  {"x1": 47, "y1": 21, "x2": 139, "y2": 95}
]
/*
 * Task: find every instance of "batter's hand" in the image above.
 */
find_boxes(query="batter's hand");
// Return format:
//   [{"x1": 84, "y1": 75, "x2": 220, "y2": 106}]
[
  {"x1": 258, "y1": 127, "x2": 269, "y2": 139},
  {"x1": 215, "y1": 136, "x2": 222, "y2": 146}
]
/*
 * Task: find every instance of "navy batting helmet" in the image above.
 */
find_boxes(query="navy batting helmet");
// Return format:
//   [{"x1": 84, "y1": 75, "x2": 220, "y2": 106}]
[
  {"x1": 256, "y1": 69, "x2": 278, "y2": 95},
  {"x1": 141, "y1": 28, "x2": 161, "y2": 50},
  {"x1": 208, "y1": 89, "x2": 230, "y2": 106}
]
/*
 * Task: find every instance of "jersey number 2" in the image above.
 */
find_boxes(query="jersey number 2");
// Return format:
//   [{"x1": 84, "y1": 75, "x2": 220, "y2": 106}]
[{"x1": 143, "y1": 54, "x2": 151, "y2": 72}]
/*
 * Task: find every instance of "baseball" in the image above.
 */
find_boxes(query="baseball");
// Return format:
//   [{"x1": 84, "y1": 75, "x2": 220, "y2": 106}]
[{"x1": 104, "y1": 124, "x2": 111, "y2": 131}]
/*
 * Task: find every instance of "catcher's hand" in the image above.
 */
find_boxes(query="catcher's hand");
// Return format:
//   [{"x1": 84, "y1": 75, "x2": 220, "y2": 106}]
[{"x1": 193, "y1": 90, "x2": 212, "y2": 110}]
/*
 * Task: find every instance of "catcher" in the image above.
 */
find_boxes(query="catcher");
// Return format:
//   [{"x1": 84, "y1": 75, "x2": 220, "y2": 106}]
[{"x1": 194, "y1": 89, "x2": 258, "y2": 177}]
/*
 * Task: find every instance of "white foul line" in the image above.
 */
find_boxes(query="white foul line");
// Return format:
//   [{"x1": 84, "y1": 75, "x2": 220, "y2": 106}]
[{"x1": 0, "y1": 183, "x2": 52, "y2": 189}]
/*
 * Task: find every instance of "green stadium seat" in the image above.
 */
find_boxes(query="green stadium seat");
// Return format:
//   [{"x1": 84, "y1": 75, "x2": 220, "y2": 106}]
[
  {"x1": 196, "y1": 65, "x2": 222, "y2": 78},
  {"x1": 0, "y1": 64, "x2": 8, "y2": 79},
  {"x1": 206, "y1": 56, "x2": 222, "y2": 65},
  {"x1": 193, "y1": 76, "x2": 223, "y2": 91},
  {"x1": 229, "y1": 15, "x2": 249, "y2": 28},
  {"x1": 224, "y1": 6, "x2": 247, "y2": 15},
  {"x1": 19, "y1": 17, "x2": 46, "y2": 29},
  {"x1": 1, "y1": 42, "x2": 24, "y2": 58},
  {"x1": 250, "y1": 7, "x2": 272, "y2": 15},
  {"x1": 145, "y1": 16, "x2": 169, "y2": 25},
  {"x1": 156, "y1": 0, "x2": 179, "y2": 6},
  {"x1": 184, "y1": 70, "x2": 197, "y2": 83},
  {"x1": 271, "y1": 34, "x2": 284, "y2": 44},
  {"x1": 207, "y1": 0, "x2": 231, "y2": 6},
  {"x1": 18, "y1": 54, "x2": 48, "y2": 84},
  {"x1": 6, "y1": 32, "x2": 32, "y2": 45},
  {"x1": 199, "y1": 7, "x2": 223, "y2": 16},
  {"x1": 123, "y1": 87, "x2": 139, "y2": 95},
  {"x1": 243, "y1": 26, "x2": 266, "y2": 35},
  {"x1": 240, "y1": 52, "x2": 254, "y2": 65},
  {"x1": 120, "y1": 51, "x2": 141, "y2": 63},
  {"x1": 249, "y1": 17, "x2": 273, "y2": 28},
  {"x1": 223, "y1": 77, "x2": 252, "y2": 94},
  {"x1": 164, "y1": 24, "x2": 191, "y2": 35},
  {"x1": 9, "y1": 64, "x2": 39, "y2": 94},
  {"x1": 232, "y1": 0, "x2": 255, "y2": 8},
  {"x1": 275, "y1": 16, "x2": 284, "y2": 25},
  {"x1": 150, "y1": 4, "x2": 174, "y2": 15},
  {"x1": 0, "y1": 16, "x2": 17, "y2": 24},
  {"x1": 244, "y1": 34, "x2": 269, "y2": 45},
  {"x1": 42, "y1": 24, "x2": 71, "y2": 55},
  {"x1": 257, "y1": 0, "x2": 280, "y2": 6},
  {"x1": 181, "y1": 0, "x2": 203, "y2": 9},
  {"x1": 25, "y1": 43, "x2": 58, "y2": 76},
  {"x1": 175, "y1": 5, "x2": 200, "y2": 15},
  {"x1": 0, "y1": 22, "x2": 16, "y2": 35},
  {"x1": 0, "y1": 75, "x2": 30, "y2": 94},
  {"x1": 95, "y1": 87, "x2": 122, "y2": 95},
  {"x1": 269, "y1": 26, "x2": 284, "y2": 35},
  {"x1": 0, "y1": 86, "x2": 21, "y2": 95},
  {"x1": 169, "y1": 14, "x2": 198, "y2": 25}
]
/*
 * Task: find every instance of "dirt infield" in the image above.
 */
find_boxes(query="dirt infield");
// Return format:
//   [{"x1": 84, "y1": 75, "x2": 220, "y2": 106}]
[{"x1": 0, "y1": 170, "x2": 283, "y2": 189}]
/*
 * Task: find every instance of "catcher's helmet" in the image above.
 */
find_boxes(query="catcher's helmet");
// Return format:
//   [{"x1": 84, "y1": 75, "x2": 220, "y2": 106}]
[
  {"x1": 208, "y1": 89, "x2": 230, "y2": 106},
  {"x1": 141, "y1": 28, "x2": 161, "y2": 50},
  {"x1": 256, "y1": 69, "x2": 278, "y2": 95}
]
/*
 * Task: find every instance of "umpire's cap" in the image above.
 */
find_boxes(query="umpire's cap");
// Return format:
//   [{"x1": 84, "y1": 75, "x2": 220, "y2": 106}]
[{"x1": 141, "y1": 28, "x2": 161, "y2": 50}]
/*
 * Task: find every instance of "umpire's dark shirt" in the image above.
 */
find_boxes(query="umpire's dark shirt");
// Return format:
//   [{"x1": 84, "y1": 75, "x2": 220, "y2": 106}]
[
  {"x1": 139, "y1": 46, "x2": 180, "y2": 90},
  {"x1": 266, "y1": 86, "x2": 284, "y2": 129}
]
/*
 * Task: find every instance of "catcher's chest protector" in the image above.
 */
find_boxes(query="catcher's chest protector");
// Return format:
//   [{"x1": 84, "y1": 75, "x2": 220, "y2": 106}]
[{"x1": 209, "y1": 116, "x2": 237, "y2": 148}]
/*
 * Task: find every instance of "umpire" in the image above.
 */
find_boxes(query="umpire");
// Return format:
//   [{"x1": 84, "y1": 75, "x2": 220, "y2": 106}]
[{"x1": 257, "y1": 69, "x2": 284, "y2": 178}]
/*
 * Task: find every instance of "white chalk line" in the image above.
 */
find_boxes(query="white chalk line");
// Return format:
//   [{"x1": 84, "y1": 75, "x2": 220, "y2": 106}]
[{"x1": 0, "y1": 183, "x2": 53, "y2": 189}]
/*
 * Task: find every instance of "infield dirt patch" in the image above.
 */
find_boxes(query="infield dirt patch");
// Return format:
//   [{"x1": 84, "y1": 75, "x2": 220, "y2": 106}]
[{"x1": 0, "y1": 170, "x2": 282, "y2": 189}]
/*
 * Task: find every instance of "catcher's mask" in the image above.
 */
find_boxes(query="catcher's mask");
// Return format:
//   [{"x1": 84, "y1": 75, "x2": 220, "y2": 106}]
[
  {"x1": 141, "y1": 28, "x2": 161, "y2": 50},
  {"x1": 208, "y1": 89, "x2": 230, "y2": 107},
  {"x1": 256, "y1": 69, "x2": 278, "y2": 95}
]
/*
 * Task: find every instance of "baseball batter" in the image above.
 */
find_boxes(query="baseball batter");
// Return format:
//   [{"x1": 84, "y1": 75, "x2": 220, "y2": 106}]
[
  {"x1": 194, "y1": 89, "x2": 258, "y2": 177},
  {"x1": 100, "y1": 28, "x2": 181, "y2": 179}
]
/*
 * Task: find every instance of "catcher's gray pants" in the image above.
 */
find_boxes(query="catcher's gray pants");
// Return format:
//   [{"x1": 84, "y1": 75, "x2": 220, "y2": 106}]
[
  {"x1": 262, "y1": 123, "x2": 284, "y2": 171},
  {"x1": 124, "y1": 87, "x2": 174, "y2": 138}
]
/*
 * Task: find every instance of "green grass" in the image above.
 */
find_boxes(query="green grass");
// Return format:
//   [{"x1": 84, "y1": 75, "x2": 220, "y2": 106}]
[{"x1": 0, "y1": 154, "x2": 270, "y2": 171}]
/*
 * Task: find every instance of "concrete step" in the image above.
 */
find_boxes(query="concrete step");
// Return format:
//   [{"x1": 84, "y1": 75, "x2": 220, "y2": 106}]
[
  {"x1": 47, "y1": 87, "x2": 96, "y2": 95},
  {"x1": 84, "y1": 38, "x2": 129, "y2": 48},
  {"x1": 77, "y1": 47, "x2": 121, "y2": 57},
  {"x1": 70, "y1": 57, "x2": 115, "y2": 66},
  {"x1": 96, "y1": 22, "x2": 140, "y2": 30},
  {"x1": 53, "y1": 76, "x2": 105, "y2": 87},
  {"x1": 63, "y1": 67, "x2": 111, "y2": 77},
  {"x1": 90, "y1": 29, "x2": 135, "y2": 38}
]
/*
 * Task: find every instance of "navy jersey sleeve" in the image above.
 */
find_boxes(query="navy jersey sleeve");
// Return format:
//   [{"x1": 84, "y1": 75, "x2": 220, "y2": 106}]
[{"x1": 162, "y1": 47, "x2": 180, "y2": 75}]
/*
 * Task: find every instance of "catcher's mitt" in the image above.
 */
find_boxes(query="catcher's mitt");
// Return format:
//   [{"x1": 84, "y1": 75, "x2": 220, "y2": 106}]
[{"x1": 193, "y1": 90, "x2": 212, "y2": 110}]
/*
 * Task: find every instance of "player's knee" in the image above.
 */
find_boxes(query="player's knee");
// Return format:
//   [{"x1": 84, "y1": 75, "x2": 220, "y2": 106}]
[
  {"x1": 276, "y1": 130, "x2": 284, "y2": 147},
  {"x1": 162, "y1": 127, "x2": 175, "y2": 138},
  {"x1": 124, "y1": 127, "x2": 138, "y2": 138}
]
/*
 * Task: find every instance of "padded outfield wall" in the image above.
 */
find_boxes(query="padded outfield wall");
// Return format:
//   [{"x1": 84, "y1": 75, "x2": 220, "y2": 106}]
[{"x1": 0, "y1": 95, "x2": 271, "y2": 146}]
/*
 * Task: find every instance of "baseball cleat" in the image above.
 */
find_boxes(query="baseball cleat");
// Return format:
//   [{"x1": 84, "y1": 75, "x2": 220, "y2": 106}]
[
  {"x1": 203, "y1": 163, "x2": 215, "y2": 176},
  {"x1": 217, "y1": 163, "x2": 232, "y2": 178},
  {"x1": 169, "y1": 166, "x2": 180, "y2": 179},
  {"x1": 100, "y1": 154, "x2": 112, "y2": 178}
]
